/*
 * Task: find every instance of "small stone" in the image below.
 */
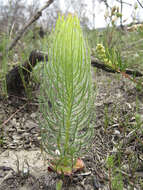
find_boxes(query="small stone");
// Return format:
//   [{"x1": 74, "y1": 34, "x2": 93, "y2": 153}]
[
  {"x1": 31, "y1": 113, "x2": 37, "y2": 119},
  {"x1": 113, "y1": 130, "x2": 120, "y2": 135}
]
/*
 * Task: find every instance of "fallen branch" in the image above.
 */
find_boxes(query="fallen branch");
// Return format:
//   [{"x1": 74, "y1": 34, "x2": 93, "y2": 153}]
[
  {"x1": 91, "y1": 56, "x2": 143, "y2": 77},
  {"x1": 6, "y1": 50, "x2": 143, "y2": 94},
  {"x1": 6, "y1": 0, "x2": 54, "y2": 52},
  {"x1": 6, "y1": 50, "x2": 48, "y2": 94},
  {"x1": 137, "y1": 0, "x2": 143, "y2": 9}
]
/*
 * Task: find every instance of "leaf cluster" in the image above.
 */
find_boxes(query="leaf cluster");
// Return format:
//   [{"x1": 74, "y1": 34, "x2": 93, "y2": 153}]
[{"x1": 39, "y1": 14, "x2": 93, "y2": 169}]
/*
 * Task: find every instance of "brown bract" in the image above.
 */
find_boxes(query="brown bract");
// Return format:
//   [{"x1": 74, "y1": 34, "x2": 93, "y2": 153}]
[{"x1": 48, "y1": 158, "x2": 85, "y2": 176}]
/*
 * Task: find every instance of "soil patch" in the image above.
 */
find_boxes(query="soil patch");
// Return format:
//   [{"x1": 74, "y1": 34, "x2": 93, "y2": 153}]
[{"x1": 0, "y1": 69, "x2": 143, "y2": 189}]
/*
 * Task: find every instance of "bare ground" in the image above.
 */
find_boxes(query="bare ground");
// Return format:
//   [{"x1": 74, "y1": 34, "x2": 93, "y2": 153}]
[{"x1": 0, "y1": 69, "x2": 143, "y2": 190}]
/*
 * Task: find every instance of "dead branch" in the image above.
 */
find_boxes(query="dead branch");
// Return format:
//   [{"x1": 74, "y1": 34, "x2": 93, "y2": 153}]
[
  {"x1": 137, "y1": 0, "x2": 143, "y2": 9},
  {"x1": 6, "y1": 50, "x2": 48, "y2": 94},
  {"x1": 6, "y1": 50, "x2": 143, "y2": 95},
  {"x1": 6, "y1": 0, "x2": 54, "y2": 52},
  {"x1": 91, "y1": 57, "x2": 143, "y2": 77},
  {"x1": 115, "y1": 0, "x2": 132, "y2": 6},
  {"x1": 126, "y1": 23, "x2": 143, "y2": 32}
]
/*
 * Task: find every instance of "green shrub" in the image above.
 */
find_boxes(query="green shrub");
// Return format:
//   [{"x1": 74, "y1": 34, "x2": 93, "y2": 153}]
[{"x1": 39, "y1": 14, "x2": 93, "y2": 175}]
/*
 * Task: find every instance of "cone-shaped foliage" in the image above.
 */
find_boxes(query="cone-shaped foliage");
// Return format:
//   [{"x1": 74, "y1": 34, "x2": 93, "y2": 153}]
[{"x1": 39, "y1": 14, "x2": 93, "y2": 172}]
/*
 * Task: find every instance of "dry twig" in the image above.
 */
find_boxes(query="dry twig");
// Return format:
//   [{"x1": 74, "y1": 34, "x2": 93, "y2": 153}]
[
  {"x1": 2, "y1": 103, "x2": 27, "y2": 126},
  {"x1": 6, "y1": 0, "x2": 54, "y2": 52}
]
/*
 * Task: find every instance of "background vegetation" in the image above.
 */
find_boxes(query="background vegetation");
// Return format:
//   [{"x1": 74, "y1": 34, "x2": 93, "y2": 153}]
[{"x1": 0, "y1": 0, "x2": 143, "y2": 189}]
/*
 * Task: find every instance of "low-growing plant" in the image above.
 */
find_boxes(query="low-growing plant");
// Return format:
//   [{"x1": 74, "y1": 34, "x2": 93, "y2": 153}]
[
  {"x1": 39, "y1": 14, "x2": 93, "y2": 177},
  {"x1": 106, "y1": 155, "x2": 123, "y2": 190},
  {"x1": 95, "y1": 43, "x2": 127, "y2": 72},
  {"x1": 104, "y1": 105, "x2": 110, "y2": 133},
  {"x1": 0, "y1": 34, "x2": 9, "y2": 97}
]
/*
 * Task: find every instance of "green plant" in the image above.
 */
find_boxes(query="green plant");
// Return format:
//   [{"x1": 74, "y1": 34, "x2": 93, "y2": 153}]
[
  {"x1": 56, "y1": 180, "x2": 63, "y2": 190},
  {"x1": 106, "y1": 155, "x2": 123, "y2": 190},
  {"x1": 18, "y1": 65, "x2": 33, "y2": 99},
  {"x1": 0, "y1": 34, "x2": 9, "y2": 97},
  {"x1": 112, "y1": 173, "x2": 123, "y2": 190},
  {"x1": 39, "y1": 14, "x2": 93, "y2": 175},
  {"x1": 104, "y1": 105, "x2": 110, "y2": 133},
  {"x1": 96, "y1": 43, "x2": 127, "y2": 72}
]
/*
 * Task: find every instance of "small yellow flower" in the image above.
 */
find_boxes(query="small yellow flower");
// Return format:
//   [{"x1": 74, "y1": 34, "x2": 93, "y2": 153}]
[
  {"x1": 96, "y1": 44, "x2": 112, "y2": 66},
  {"x1": 96, "y1": 44, "x2": 106, "y2": 61}
]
